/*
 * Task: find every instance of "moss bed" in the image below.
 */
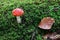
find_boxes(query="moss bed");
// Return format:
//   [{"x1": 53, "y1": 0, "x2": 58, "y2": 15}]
[{"x1": 0, "y1": 0, "x2": 60, "y2": 40}]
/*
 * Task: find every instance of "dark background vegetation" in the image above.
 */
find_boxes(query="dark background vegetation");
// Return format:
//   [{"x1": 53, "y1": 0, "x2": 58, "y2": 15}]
[{"x1": 0, "y1": 0, "x2": 60, "y2": 40}]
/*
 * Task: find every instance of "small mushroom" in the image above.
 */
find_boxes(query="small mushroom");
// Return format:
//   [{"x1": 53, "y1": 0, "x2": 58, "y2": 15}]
[
  {"x1": 12, "y1": 8, "x2": 24, "y2": 23},
  {"x1": 38, "y1": 17, "x2": 55, "y2": 30}
]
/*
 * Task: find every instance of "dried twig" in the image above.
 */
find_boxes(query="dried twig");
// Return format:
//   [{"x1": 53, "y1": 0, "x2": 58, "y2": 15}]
[{"x1": 31, "y1": 31, "x2": 36, "y2": 40}]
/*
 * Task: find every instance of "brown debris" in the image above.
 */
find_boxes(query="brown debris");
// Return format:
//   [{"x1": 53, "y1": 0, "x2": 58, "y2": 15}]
[{"x1": 42, "y1": 31, "x2": 60, "y2": 40}]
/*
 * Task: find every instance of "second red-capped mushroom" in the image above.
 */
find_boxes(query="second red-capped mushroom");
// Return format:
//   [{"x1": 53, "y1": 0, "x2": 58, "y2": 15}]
[
  {"x1": 38, "y1": 17, "x2": 55, "y2": 30},
  {"x1": 12, "y1": 8, "x2": 24, "y2": 23}
]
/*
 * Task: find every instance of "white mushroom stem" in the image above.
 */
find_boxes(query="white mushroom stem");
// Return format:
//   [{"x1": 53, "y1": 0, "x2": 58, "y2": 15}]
[{"x1": 16, "y1": 16, "x2": 21, "y2": 23}]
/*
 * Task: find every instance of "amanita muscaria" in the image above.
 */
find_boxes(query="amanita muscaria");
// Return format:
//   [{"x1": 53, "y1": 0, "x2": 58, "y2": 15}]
[
  {"x1": 38, "y1": 17, "x2": 55, "y2": 30},
  {"x1": 12, "y1": 8, "x2": 24, "y2": 23}
]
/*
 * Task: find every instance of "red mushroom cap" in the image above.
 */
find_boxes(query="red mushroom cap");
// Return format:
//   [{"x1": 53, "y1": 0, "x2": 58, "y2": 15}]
[
  {"x1": 38, "y1": 17, "x2": 55, "y2": 30},
  {"x1": 12, "y1": 8, "x2": 24, "y2": 16}
]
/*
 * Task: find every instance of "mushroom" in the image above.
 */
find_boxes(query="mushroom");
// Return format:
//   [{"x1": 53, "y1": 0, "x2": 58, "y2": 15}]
[
  {"x1": 38, "y1": 17, "x2": 55, "y2": 30},
  {"x1": 12, "y1": 8, "x2": 24, "y2": 23}
]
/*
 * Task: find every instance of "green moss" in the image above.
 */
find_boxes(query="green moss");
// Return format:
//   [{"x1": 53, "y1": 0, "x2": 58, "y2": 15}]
[{"x1": 0, "y1": 0, "x2": 60, "y2": 40}]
